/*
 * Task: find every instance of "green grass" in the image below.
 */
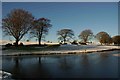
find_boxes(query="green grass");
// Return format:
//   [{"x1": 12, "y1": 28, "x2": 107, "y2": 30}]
[{"x1": 3, "y1": 44, "x2": 61, "y2": 51}]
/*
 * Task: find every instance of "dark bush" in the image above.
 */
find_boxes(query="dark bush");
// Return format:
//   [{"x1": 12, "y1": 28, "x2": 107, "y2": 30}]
[
  {"x1": 59, "y1": 42, "x2": 62, "y2": 45},
  {"x1": 71, "y1": 40, "x2": 78, "y2": 45},
  {"x1": 79, "y1": 42, "x2": 87, "y2": 45},
  {"x1": 63, "y1": 43, "x2": 67, "y2": 45},
  {"x1": 5, "y1": 43, "x2": 12, "y2": 47},
  {"x1": 19, "y1": 42, "x2": 24, "y2": 46},
  {"x1": 13, "y1": 42, "x2": 17, "y2": 46}
]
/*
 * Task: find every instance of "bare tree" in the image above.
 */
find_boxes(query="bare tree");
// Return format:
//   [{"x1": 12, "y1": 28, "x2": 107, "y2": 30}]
[
  {"x1": 96, "y1": 31, "x2": 112, "y2": 45},
  {"x1": 78, "y1": 29, "x2": 93, "y2": 43},
  {"x1": 30, "y1": 18, "x2": 52, "y2": 45},
  {"x1": 2, "y1": 9, "x2": 34, "y2": 46},
  {"x1": 57, "y1": 29, "x2": 74, "y2": 44}
]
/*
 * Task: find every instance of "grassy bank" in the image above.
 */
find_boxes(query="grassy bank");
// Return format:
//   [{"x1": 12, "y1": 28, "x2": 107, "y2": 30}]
[
  {"x1": 2, "y1": 44, "x2": 61, "y2": 51},
  {"x1": 1, "y1": 45, "x2": 120, "y2": 56}
]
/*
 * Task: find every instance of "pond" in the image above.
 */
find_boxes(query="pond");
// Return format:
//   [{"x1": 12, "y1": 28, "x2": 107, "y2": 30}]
[{"x1": 2, "y1": 50, "x2": 119, "y2": 79}]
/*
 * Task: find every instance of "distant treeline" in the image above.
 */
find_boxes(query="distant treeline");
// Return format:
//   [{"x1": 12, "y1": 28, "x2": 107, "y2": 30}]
[{"x1": 2, "y1": 9, "x2": 120, "y2": 46}]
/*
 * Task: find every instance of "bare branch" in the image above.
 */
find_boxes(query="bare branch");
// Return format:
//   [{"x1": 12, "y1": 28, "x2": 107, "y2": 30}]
[{"x1": 2, "y1": 9, "x2": 34, "y2": 46}]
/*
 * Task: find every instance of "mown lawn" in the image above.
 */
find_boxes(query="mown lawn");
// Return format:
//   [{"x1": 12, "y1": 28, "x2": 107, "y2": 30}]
[{"x1": 2, "y1": 44, "x2": 61, "y2": 51}]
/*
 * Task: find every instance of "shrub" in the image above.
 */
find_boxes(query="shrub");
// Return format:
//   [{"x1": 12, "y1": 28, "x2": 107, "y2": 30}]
[
  {"x1": 71, "y1": 40, "x2": 78, "y2": 45},
  {"x1": 5, "y1": 43, "x2": 12, "y2": 47},
  {"x1": 19, "y1": 42, "x2": 24, "y2": 46},
  {"x1": 63, "y1": 43, "x2": 67, "y2": 45},
  {"x1": 79, "y1": 42, "x2": 87, "y2": 45}
]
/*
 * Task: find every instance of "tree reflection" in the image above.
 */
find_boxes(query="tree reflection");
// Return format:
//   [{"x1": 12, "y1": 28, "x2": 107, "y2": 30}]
[
  {"x1": 38, "y1": 57, "x2": 41, "y2": 64},
  {"x1": 12, "y1": 56, "x2": 22, "y2": 79},
  {"x1": 98, "y1": 52, "x2": 109, "y2": 63},
  {"x1": 81, "y1": 53, "x2": 89, "y2": 66},
  {"x1": 98, "y1": 52, "x2": 110, "y2": 66},
  {"x1": 80, "y1": 53, "x2": 91, "y2": 75},
  {"x1": 14, "y1": 57, "x2": 19, "y2": 67},
  {"x1": 99, "y1": 52, "x2": 109, "y2": 58},
  {"x1": 35, "y1": 56, "x2": 51, "y2": 78},
  {"x1": 3, "y1": 56, "x2": 12, "y2": 61},
  {"x1": 59, "y1": 56, "x2": 73, "y2": 70}
]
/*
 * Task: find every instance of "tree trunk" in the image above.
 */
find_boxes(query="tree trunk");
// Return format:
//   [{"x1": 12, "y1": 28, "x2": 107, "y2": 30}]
[
  {"x1": 63, "y1": 38, "x2": 66, "y2": 44},
  {"x1": 38, "y1": 37, "x2": 41, "y2": 46},
  {"x1": 84, "y1": 38, "x2": 87, "y2": 43},
  {"x1": 38, "y1": 27, "x2": 43, "y2": 46},
  {"x1": 15, "y1": 38, "x2": 19, "y2": 46}
]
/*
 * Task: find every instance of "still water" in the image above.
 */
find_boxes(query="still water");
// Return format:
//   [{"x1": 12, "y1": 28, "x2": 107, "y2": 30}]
[{"x1": 2, "y1": 50, "x2": 119, "y2": 79}]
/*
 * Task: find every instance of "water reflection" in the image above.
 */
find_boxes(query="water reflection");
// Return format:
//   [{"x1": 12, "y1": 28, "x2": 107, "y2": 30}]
[
  {"x1": 81, "y1": 53, "x2": 89, "y2": 66},
  {"x1": 38, "y1": 57, "x2": 41, "y2": 64},
  {"x1": 99, "y1": 52, "x2": 109, "y2": 58},
  {"x1": 59, "y1": 56, "x2": 73, "y2": 70},
  {"x1": 80, "y1": 53, "x2": 92, "y2": 77},
  {"x1": 12, "y1": 57, "x2": 22, "y2": 79},
  {"x1": 2, "y1": 51, "x2": 119, "y2": 79},
  {"x1": 3, "y1": 56, "x2": 52, "y2": 79}
]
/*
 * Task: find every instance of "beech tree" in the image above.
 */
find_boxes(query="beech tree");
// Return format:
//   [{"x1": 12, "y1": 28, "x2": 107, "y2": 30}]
[
  {"x1": 112, "y1": 35, "x2": 120, "y2": 45},
  {"x1": 78, "y1": 29, "x2": 93, "y2": 43},
  {"x1": 2, "y1": 9, "x2": 34, "y2": 46},
  {"x1": 96, "y1": 31, "x2": 112, "y2": 45},
  {"x1": 31, "y1": 18, "x2": 52, "y2": 45},
  {"x1": 57, "y1": 29, "x2": 74, "y2": 44}
]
